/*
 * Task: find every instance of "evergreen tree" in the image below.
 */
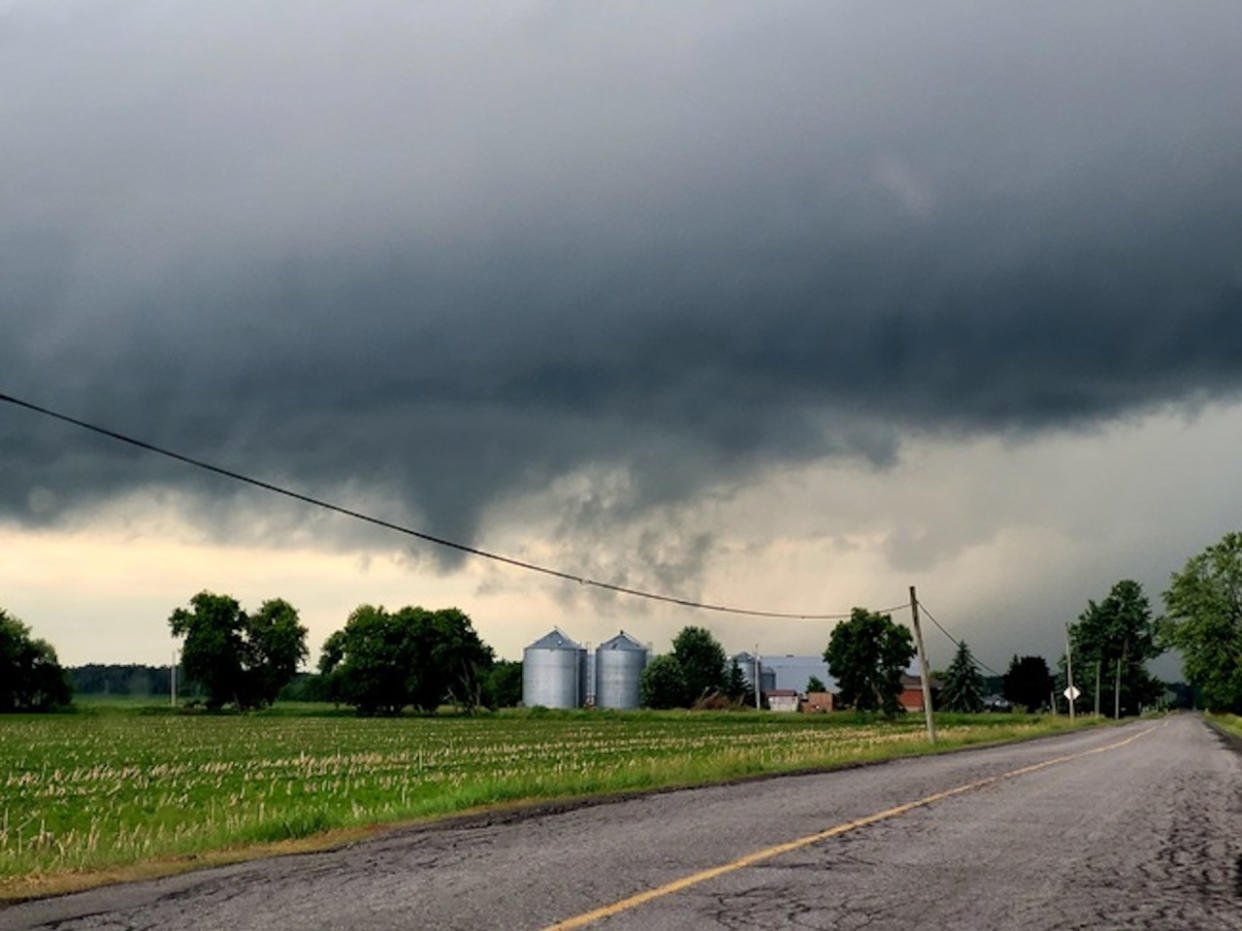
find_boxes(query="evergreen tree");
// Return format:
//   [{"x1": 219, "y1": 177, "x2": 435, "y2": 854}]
[
  {"x1": 940, "y1": 641, "x2": 984, "y2": 712},
  {"x1": 726, "y1": 659, "x2": 752, "y2": 705}
]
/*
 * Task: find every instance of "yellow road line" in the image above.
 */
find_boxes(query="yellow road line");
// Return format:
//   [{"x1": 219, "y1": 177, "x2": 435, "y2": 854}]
[{"x1": 544, "y1": 724, "x2": 1159, "y2": 930}]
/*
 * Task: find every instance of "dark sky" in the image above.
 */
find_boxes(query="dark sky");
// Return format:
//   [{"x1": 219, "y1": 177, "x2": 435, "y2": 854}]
[{"x1": 2, "y1": 2, "x2": 1241, "y2": 666}]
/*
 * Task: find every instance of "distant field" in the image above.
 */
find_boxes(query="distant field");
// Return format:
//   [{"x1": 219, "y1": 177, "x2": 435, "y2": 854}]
[{"x1": 0, "y1": 704, "x2": 1100, "y2": 896}]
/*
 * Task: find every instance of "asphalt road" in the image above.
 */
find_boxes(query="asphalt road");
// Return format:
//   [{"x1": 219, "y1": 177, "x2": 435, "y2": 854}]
[{"x1": 3, "y1": 715, "x2": 1239, "y2": 930}]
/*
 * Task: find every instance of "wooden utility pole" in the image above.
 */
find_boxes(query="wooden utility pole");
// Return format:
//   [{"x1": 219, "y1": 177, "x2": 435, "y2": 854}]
[
  {"x1": 170, "y1": 649, "x2": 177, "y2": 708},
  {"x1": 1114, "y1": 638, "x2": 1127, "y2": 719},
  {"x1": 909, "y1": 586, "x2": 936, "y2": 743},
  {"x1": 1065, "y1": 623, "x2": 1076, "y2": 722},
  {"x1": 1094, "y1": 661, "x2": 1101, "y2": 717},
  {"x1": 754, "y1": 645, "x2": 761, "y2": 711}
]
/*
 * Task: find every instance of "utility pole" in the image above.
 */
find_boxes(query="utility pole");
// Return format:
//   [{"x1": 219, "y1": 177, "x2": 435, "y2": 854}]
[
  {"x1": 753, "y1": 644, "x2": 761, "y2": 711},
  {"x1": 1114, "y1": 638, "x2": 1127, "y2": 719},
  {"x1": 1094, "y1": 661, "x2": 1101, "y2": 717},
  {"x1": 170, "y1": 649, "x2": 177, "y2": 708},
  {"x1": 909, "y1": 586, "x2": 936, "y2": 743},
  {"x1": 1065, "y1": 623, "x2": 1076, "y2": 722}
]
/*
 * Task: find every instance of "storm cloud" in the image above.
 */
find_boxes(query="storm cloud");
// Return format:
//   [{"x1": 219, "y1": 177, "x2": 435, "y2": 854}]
[{"x1": 3, "y1": 0, "x2": 1242, "y2": 564}]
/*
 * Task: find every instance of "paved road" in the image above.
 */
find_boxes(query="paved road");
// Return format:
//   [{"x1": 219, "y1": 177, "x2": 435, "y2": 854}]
[{"x1": 3, "y1": 716, "x2": 1239, "y2": 930}]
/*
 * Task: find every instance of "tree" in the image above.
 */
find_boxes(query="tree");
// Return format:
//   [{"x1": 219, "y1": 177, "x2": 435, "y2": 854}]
[
  {"x1": 671, "y1": 626, "x2": 727, "y2": 703},
  {"x1": 1068, "y1": 580, "x2": 1161, "y2": 717},
  {"x1": 640, "y1": 654, "x2": 689, "y2": 709},
  {"x1": 0, "y1": 608, "x2": 71, "y2": 712},
  {"x1": 806, "y1": 675, "x2": 827, "y2": 694},
  {"x1": 169, "y1": 592, "x2": 248, "y2": 710},
  {"x1": 423, "y1": 607, "x2": 493, "y2": 710},
  {"x1": 726, "y1": 660, "x2": 753, "y2": 706},
  {"x1": 824, "y1": 607, "x2": 914, "y2": 714},
  {"x1": 1162, "y1": 532, "x2": 1242, "y2": 713},
  {"x1": 168, "y1": 591, "x2": 308, "y2": 710},
  {"x1": 1003, "y1": 655, "x2": 1054, "y2": 712},
  {"x1": 318, "y1": 604, "x2": 494, "y2": 715},
  {"x1": 483, "y1": 660, "x2": 523, "y2": 709},
  {"x1": 940, "y1": 641, "x2": 984, "y2": 713},
  {"x1": 246, "y1": 598, "x2": 310, "y2": 707}
]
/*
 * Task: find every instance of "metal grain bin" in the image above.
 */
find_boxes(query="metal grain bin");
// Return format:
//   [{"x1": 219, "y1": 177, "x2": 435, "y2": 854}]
[
  {"x1": 522, "y1": 629, "x2": 584, "y2": 709},
  {"x1": 594, "y1": 631, "x2": 649, "y2": 710}
]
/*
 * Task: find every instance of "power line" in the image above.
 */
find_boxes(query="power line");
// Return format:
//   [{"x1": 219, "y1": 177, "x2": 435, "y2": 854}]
[
  {"x1": 915, "y1": 598, "x2": 1003, "y2": 677},
  {"x1": 0, "y1": 390, "x2": 908, "y2": 621}
]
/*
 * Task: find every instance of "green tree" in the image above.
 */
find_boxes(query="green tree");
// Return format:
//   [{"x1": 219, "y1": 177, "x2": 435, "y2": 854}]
[
  {"x1": 1068, "y1": 580, "x2": 1161, "y2": 717},
  {"x1": 424, "y1": 607, "x2": 494, "y2": 711},
  {"x1": 319, "y1": 605, "x2": 417, "y2": 715},
  {"x1": 483, "y1": 660, "x2": 523, "y2": 709},
  {"x1": 0, "y1": 608, "x2": 71, "y2": 712},
  {"x1": 824, "y1": 607, "x2": 914, "y2": 714},
  {"x1": 671, "y1": 626, "x2": 727, "y2": 703},
  {"x1": 169, "y1": 592, "x2": 249, "y2": 710},
  {"x1": 725, "y1": 660, "x2": 752, "y2": 705},
  {"x1": 318, "y1": 604, "x2": 493, "y2": 714},
  {"x1": 640, "y1": 654, "x2": 689, "y2": 709},
  {"x1": 246, "y1": 598, "x2": 309, "y2": 707},
  {"x1": 1003, "y1": 655, "x2": 1054, "y2": 712},
  {"x1": 168, "y1": 592, "x2": 307, "y2": 710},
  {"x1": 806, "y1": 675, "x2": 827, "y2": 694},
  {"x1": 940, "y1": 641, "x2": 984, "y2": 712},
  {"x1": 1162, "y1": 532, "x2": 1242, "y2": 713}
]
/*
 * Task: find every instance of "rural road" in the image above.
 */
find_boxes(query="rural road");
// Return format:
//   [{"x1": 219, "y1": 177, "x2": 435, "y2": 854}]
[{"x1": 3, "y1": 715, "x2": 1239, "y2": 930}]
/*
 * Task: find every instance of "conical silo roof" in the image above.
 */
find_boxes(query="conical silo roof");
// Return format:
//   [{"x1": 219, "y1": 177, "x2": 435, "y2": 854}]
[
  {"x1": 526, "y1": 628, "x2": 582, "y2": 651},
  {"x1": 599, "y1": 630, "x2": 646, "y2": 652}
]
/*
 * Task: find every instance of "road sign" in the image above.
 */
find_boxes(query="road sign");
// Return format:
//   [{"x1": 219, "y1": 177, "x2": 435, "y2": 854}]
[{"x1": 1064, "y1": 685, "x2": 1081, "y2": 701}]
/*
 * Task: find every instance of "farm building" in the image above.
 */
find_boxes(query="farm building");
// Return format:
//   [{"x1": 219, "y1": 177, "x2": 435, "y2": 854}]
[
  {"x1": 898, "y1": 673, "x2": 942, "y2": 712},
  {"x1": 522, "y1": 629, "x2": 588, "y2": 709},
  {"x1": 732, "y1": 653, "x2": 837, "y2": 697},
  {"x1": 594, "y1": 631, "x2": 648, "y2": 710},
  {"x1": 766, "y1": 689, "x2": 800, "y2": 712},
  {"x1": 732, "y1": 652, "x2": 775, "y2": 694},
  {"x1": 803, "y1": 691, "x2": 834, "y2": 713}
]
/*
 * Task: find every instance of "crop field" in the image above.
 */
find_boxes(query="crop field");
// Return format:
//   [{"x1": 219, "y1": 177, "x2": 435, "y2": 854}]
[{"x1": 0, "y1": 707, "x2": 1096, "y2": 895}]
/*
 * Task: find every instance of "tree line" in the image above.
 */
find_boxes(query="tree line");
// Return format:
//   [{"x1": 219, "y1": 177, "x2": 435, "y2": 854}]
[
  {"x1": 167, "y1": 593, "x2": 520, "y2": 713},
  {"x1": 3, "y1": 528, "x2": 1240, "y2": 714}
]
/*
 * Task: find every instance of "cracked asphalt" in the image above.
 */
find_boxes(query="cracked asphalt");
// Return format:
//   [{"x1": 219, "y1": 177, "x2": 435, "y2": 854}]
[{"x1": 2, "y1": 715, "x2": 1238, "y2": 930}]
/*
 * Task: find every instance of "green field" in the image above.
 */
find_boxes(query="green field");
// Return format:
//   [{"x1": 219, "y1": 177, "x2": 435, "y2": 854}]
[{"x1": 0, "y1": 705, "x2": 1100, "y2": 896}]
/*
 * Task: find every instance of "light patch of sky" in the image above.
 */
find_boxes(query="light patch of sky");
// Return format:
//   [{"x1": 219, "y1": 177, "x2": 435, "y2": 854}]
[{"x1": 7, "y1": 402, "x2": 1240, "y2": 678}]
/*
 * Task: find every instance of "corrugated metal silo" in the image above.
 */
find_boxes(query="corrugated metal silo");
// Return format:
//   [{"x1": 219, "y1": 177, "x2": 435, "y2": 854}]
[
  {"x1": 522, "y1": 629, "x2": 584, "y2": 708},
  {"x1": 594, "y1": 631, "x2": 649, "y2": 709}
]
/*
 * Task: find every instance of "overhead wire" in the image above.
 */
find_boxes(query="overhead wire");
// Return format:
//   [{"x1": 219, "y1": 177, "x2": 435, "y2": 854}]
[
  {"x1": 0, "y1": 390, "x2": 909, "y2": 621},
  {"x1": 916, "y1": 598, "x2": 1004, "y2": 677}
]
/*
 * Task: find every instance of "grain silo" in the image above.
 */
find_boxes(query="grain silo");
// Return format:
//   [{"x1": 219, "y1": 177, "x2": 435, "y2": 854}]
[
  {"x1": 523, "y1": 628, "x2": 585, "y2": 708},
  {"x1": 594, "y1": 631, "x2": 649, "y2": 710}
]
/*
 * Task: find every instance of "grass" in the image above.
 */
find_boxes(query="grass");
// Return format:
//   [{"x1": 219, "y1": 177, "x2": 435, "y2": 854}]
[
  {"x1": 1206, "y1": 713, "x2": 1242, "y2": 739},
  {"x1": 0, "y1": 704, "x2": 1103, "y2": 899}
]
